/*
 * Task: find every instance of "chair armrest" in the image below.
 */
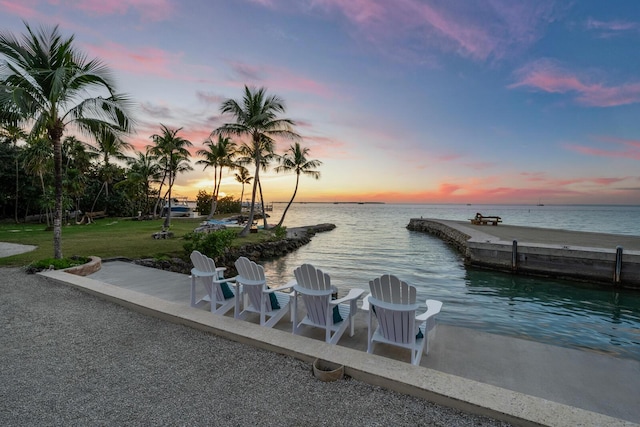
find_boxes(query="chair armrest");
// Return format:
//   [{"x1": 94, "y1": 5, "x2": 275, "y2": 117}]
[
  {"x1": 191, "y1": 268, "x2": 220, "y2": 278},
  {"x1": 213, "y1": 276, "x2": 237, "y2": 285},
  {"x1": 331, "y1": 288, "x2": 365, "y2": 305},
  {"x1": 416, "y1": 299, "x2": 443, "y2": 321},
  {"x1": 266, "y1": 279, "x2": 297, "y2": 293},
  {"x1": 361, "y1": 293, "x2": 372, "y2": 311}
]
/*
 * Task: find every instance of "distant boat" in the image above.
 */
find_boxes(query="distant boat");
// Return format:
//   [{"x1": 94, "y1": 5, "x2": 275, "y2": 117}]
[
  {"x1": 537, "y1": 199, "x2": 544, "y2": 206},
  {"x1": 162, "y1": 197, "x2": 192, "y2": 217}
]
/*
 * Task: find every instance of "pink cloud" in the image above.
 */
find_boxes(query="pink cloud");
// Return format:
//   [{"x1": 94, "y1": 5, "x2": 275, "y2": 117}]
[
  {"x1": 509, "y1": 59, "x2": 640, "y2": 107},
  {"x1": 301, "y1": 0, "x2": 559, "y2": 62},
  {"x1": 0, "y1": 0, "x2": 40, "y2": 19},
  {"x1": 596, "y1": 135, "x2": 640, "y2": 149},
  {"x1": 2, "y1": 0, "x2": 172, "y2": 23},
  {"x1": 567, "y1": 144, "x2": 640, "y2": 161},
  {"x1": 226, "y1": 60, "x2": 334, "y2": 98},
  {"x1": 58, "y1": 0, "x2": 172, "y2": 22},
  {"x1": 585, "y1": 18, "x2": 640, "y2": 38},
  {"x1": 85, "y1": 42, "x2": 184, "y2": 80}
]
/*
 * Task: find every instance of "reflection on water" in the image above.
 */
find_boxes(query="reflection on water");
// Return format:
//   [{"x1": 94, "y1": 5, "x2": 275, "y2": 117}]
[
  {"x1": 453, "y1": 269, "x2": 640, "y2": 359},
  {"x1": 260, "y1": 203, "x2": 640, "y2": 360}
]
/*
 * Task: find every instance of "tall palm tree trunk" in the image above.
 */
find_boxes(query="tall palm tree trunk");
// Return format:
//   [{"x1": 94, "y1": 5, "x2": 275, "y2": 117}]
[
  {"x1": 153, "y1": 170, "x2": 167, "y2": 218},
  {"x1": 240, "y1": 165, "x2": 260, "y2": 237},
  {"x1": 163, "y1": 172, "x2": 174, "y2": 229},
  {"x1": 276, "y1": 174, "x2": 299, "y2": 228},
  {"x1": 50, "y1": 120, "x2": 64, "y2": 259},
  {"x1": 14, "y1": 154, "x2": 19, "y2": 223},
  {"x1": 258, "y1": 179, "x2": 268, "y2": 229}
]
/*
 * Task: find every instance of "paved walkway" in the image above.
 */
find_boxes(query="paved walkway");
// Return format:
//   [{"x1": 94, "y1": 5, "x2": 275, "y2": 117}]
[
  {"x1": 41, "y1": 261, "x2": 640, "y2": 426},
  {"x1": 0, "y1": 242, "x2": 36, "y2": 257}
]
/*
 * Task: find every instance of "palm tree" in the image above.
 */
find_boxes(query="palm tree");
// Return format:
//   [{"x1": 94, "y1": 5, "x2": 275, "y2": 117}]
[
  {"x1": 274, "y1": 142, "x2": 322, "y2": 228},
  {"x1": 90, "y1": 129, "x2": 133, "y2": 212},
  {"x1": 148, "y1": 124, "x2": 193, "y2": 229},
  {"x1": 0, "y1": 23, "x2": 134, "y2": 258},
  {"x1": 196, "y1": 134, "x2": 237, "y2": 219},
  {"x1": 22, "y1": 136, "x2": 53, "y2": 226},
  {"x1": 62, "y1": 135, "x2": 97, "y2": 217},
  {"x1": 215, "y1": 86, "x2": 300, "y2": 236},
  {"x1": 235, "y1": 135, "x2": 277, "y2": 229},
  {"x1": 0, "y1": 125, "x2": 27, "y2": 223},
  {"x1": 119, "y1": 147, "x2": 161, "y2": 215},
  {"x1": 234, "y1": 167, "x2": 253, "y2": 207}
]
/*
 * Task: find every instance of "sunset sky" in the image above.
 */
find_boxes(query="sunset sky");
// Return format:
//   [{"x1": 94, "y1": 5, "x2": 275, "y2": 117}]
[{"x1": 2, "y1": 0, "x2": 640, "y2": 205}]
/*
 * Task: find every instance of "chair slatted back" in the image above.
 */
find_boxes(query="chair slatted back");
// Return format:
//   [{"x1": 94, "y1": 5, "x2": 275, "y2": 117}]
[
  {"x1": 369, "y1": 274, "x2": 417, "y2": 344},
  {"x1": 191, "y1": 250, "x2": 225, "y2": 300},
  {"x1": 294, "y1": 264, "x2": 333, "y2": 326},
  {"x1": 235, "y1": 257, "x2": 269, "y2": 311}
]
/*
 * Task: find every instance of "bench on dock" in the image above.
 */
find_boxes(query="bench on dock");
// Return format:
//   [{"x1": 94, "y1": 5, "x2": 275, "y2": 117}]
[{"x1": 470, "y1": 213, "x2": 502, "y2": 226}]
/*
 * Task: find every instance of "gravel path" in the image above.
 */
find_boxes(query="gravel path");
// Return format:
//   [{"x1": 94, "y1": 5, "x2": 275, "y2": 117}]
[{"x1": 0, "y1": 268, "x2": 512, "y2": 426}]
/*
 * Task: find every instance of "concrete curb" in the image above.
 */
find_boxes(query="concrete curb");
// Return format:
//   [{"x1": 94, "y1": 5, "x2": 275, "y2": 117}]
[{"x1": 39, "y1": 269, "x2": 638, "y2": 427}]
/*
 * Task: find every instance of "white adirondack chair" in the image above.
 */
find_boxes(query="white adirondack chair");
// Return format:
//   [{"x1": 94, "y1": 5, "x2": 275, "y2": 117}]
[
  {"x1": 189, "y1": 250, "x2": 236, "y2": 315},
  {"x1": 234, "y1": 257, "x2": 295, "y2": 327},
  {"x1": 367, "y1": 274, "x2": 442, "y2": 365},
  {"x1": 292, "y1": 264, "x2": 364, "y2": 345}
]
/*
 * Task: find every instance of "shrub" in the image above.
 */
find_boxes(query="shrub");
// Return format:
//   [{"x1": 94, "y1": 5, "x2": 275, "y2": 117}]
[
  {"x1": 195, "y1": 190, "x2": 212, "y2": 216},
  {"x1": 25, "y1": 255, "x2": 90, "y2": 274},
  {"x1": 272, "y1": 225, "x2": 287, "y2": 240},
  {"x1": 183, "y1": 229, "x2": 237, "y2": 258}
]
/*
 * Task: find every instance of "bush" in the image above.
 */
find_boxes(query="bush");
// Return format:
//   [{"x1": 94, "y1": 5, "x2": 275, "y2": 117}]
[
  {"x1": 216, "y1": 196, "x2": 241, "y2": 214},
  {"x1": 25, "y1": 255, "x2": 90, "y2": 274},
  {"x1": 195, "y1": 190, "x2": 212, "y2": 216},
  {"x1": 196, "y1": 192, "x2": 241, "y2": 215},
  {"x1": 183, "y1": 229, "x2": 237, "y2": 258},
  {"x1": 272, "y1": 225, "x2": 287, "y2": 240}
]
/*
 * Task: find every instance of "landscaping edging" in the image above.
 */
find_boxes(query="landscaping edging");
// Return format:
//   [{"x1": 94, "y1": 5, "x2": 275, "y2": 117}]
[{"x1": 64, "y1": 256, "x2": 102, "y2": 276}]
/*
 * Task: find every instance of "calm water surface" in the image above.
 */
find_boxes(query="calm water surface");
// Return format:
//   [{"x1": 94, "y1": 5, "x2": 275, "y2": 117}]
[{"x1": 260, "y1": 204, "x2": 640, "y2": 360}]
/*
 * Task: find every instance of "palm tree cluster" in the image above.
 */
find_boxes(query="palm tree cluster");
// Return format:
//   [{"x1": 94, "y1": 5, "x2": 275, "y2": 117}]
[{"x1": 0, "y1": 22, "x2": 322, "y2": 257}]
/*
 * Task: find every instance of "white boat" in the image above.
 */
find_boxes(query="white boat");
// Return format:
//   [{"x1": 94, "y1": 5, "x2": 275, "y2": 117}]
[{"x1": 162, "y1": 198, "x2": 193, "y2": 217}]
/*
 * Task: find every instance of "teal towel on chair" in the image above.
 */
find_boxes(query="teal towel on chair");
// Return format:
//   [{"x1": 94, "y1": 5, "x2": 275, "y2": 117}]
[
  {"x1": 221, "y1": 283, "x2": 234, "y2": 299},
  {"x1": 333, "y1": 305, "x2": 343, "y2": 323},
  {"x1": 269, "y1": 292, "x2": 280, "y2": 310}
]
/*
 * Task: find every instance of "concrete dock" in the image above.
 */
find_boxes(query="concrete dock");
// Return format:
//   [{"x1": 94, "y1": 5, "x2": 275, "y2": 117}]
[
  {"x1": 408, "y1": 219, "x2": 640, "y2": 288},
  {"x1": 41, "y1": 257, "x2": 640, "y2": 427}
]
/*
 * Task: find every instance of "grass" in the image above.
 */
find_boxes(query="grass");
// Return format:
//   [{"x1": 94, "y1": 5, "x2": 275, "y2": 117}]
[{"x1": 0, "y1": 216, "x2": 278, "y2": 268}]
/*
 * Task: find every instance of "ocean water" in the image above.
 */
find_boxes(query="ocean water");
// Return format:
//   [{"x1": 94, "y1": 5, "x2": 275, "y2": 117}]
[{"x1": 259, "y1": 203, "x2": 640, "y2": 360}]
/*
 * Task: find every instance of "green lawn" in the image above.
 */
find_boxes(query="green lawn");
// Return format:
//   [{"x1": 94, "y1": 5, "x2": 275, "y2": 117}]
[{"x1": 0, "y1": 217, "x2": 273, "y2": 267}]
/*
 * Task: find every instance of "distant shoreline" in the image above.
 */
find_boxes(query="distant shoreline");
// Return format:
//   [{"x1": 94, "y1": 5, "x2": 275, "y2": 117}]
[{"x1": 273, "y1": 201, "x2": 385, "y2": 204}]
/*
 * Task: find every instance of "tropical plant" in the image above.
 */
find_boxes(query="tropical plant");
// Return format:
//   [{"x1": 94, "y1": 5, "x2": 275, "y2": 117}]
[
  {"x1": 90, "y1": 129, "x2": 133, "y2": 212},
  {"x1": 214, "y1": 86, "x2": 299, "y2": 236},
  {"x1": 234, "y1": 166, "x2": 252, "y2": 206},
  {"x1": 274, "y1": 142, "x2": 322, "y2": 227},
  {"x1": 117, "y1": 147, "x2": 161, "y2": 215},
  {"x1": 21, "y1": 136, "x2": 53, "y2": 226},
  {"x1": 0, "y1": 125, "x2": 27, "y2": 223},
  {"x1": 235, "y1": 136, "x2": 277, "y2": 228},
  {"x1": 148, "y1": 124, "x2": 193, "y2": 229},
  {"x1": 196, "y1": 134, "x2": 237, "y2": 218},
  {"x1": 0, "y1": 23, "x2": 134, "y2": 258},
  {"x1": 183, "y1": 228, "x2": 237, "y2": 258},
  {"x1": 63, "y1": 135, "x2": 97, "y2": 215}
]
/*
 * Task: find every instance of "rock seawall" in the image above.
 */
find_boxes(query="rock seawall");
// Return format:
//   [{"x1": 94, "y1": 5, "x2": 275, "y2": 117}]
[
  {"x1": 132, "y1": 223, "x2": 336, "y2": 276},
  {"x1": 407, "y1": 218, "x2": 470, "y2": 256}
]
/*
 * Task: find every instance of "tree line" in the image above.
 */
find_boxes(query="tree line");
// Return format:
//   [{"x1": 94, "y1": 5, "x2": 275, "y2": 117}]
[{"x1": 0, "y1": 22, "x2": 321, "y2": 258}]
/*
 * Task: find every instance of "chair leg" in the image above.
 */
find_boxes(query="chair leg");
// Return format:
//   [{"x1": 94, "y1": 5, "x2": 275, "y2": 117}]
[
  {"x1": 367, "y1": 310, "x2": 374, "y2": 354},
  {"x1": 190, "y1": 276, "x2": 197, "y2": 307}
]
